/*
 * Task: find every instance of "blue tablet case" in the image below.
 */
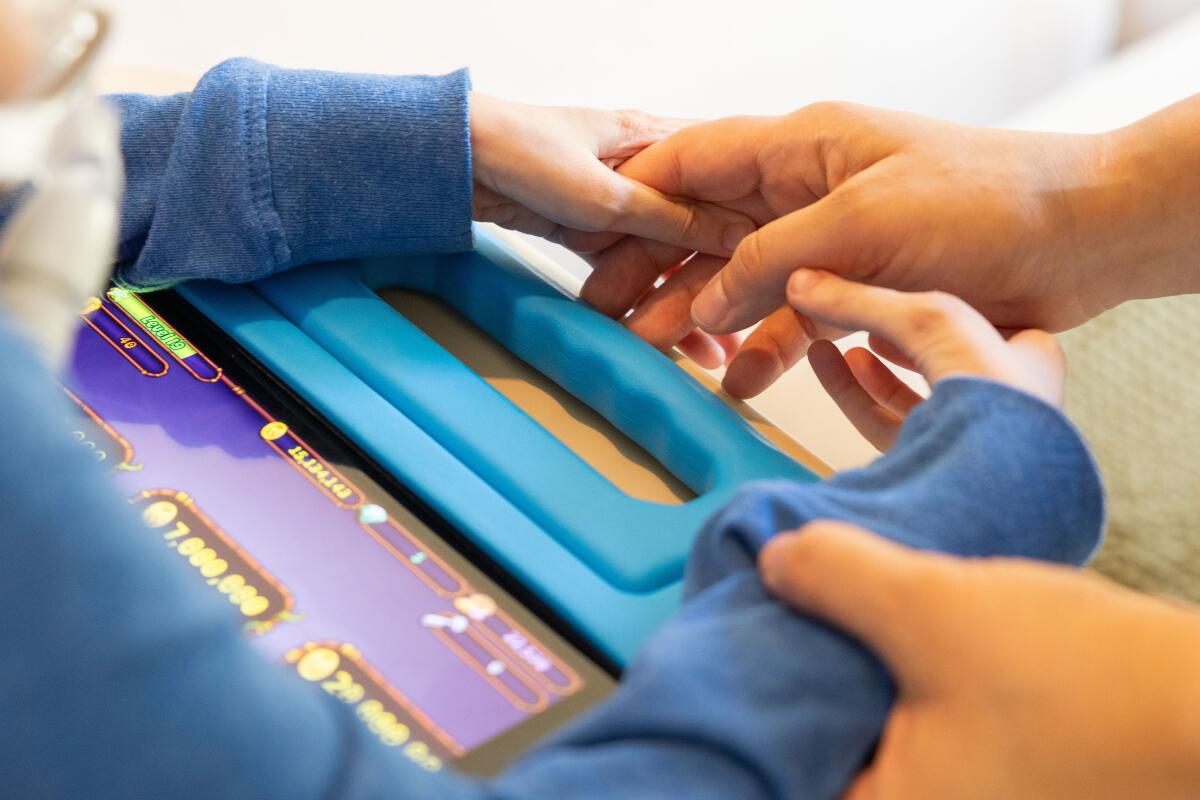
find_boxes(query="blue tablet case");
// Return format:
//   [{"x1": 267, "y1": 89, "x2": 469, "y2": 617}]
[{"x1": 180, "y1": 228, "x2": 820, "y2": 664}]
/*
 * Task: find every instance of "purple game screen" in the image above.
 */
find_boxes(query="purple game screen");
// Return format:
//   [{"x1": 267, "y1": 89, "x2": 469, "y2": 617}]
[{"x1": 65, "y1": 287, "x2": 591, "y2": 771}]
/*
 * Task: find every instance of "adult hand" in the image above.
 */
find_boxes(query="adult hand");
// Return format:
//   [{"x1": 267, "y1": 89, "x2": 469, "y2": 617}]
[
  {"x1": 759, "y1": 521, "x2": 1200, "y2": 799},
  {"x1": 593, "y1": 99, "x2": 1200, "y2": 396},
  {"x1": 786, "y1": 269, "x2": 1062, "y2": 450},
  {"x1": 468, "y1": 92, "x2": 756, "y2": 365},
  {"x1": 0, "y1": 0, "x2": 37, "y2": 101}
]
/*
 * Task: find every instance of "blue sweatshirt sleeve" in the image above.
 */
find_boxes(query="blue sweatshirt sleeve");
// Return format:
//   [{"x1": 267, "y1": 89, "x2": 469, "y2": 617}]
[
  {"x1": 496, "y1": 377, "x2": 1104, "y2": 799},
  {"x1": 107, "y1": 58, "x2": 474, "y2": 289},
  {"x1": 0, "y1": 270, "x2": 1104, "y2": 800}
]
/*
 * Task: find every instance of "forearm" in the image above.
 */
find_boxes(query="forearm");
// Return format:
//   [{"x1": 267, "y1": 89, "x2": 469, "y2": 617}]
[
  {"x1": 106, "y1": 59, "x2": 473, "y2": 289},
  {"x1": 1070, "y1": 94, "x2": 1200, "y2": 307}
]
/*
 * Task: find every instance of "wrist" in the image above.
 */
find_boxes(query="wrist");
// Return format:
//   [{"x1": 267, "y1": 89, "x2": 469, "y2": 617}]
[
  {"x1": 467, "y1": 91, "x2": 487, "y2": 181},
  {"x1": 467, "y1": 91, "x2": 513, "y2": 193},
  {"x1": 1061, "y1": 103, "x2": 1200, "y2": 308}
]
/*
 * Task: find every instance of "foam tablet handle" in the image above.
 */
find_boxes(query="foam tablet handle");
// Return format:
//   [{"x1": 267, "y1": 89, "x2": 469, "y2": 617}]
[{"x1": 254, "y1": 229, "x2": 818, "y2": 592}]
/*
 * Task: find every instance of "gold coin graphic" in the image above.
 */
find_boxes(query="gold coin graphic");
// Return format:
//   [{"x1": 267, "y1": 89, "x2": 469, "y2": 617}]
[
  {"x1": 296, "y1": 647, "x2": 340, "y2": 682},
  {"x1": 260, "y1": 421, "x2": 289, "y2": 441}
]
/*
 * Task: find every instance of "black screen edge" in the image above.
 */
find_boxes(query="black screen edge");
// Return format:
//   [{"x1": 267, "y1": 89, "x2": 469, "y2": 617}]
[{"x1": 148, "y1": 287, "x2": 623, "y2": 680}]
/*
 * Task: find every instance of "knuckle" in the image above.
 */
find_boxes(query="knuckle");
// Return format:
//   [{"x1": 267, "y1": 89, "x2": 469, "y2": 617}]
[
  {"x1": 905, "y1": 291, "x2": 967, "y2": 336},
  {"x1": 673, "y1": 203, "x2": 702, "y2": 243},
  {"x1": 1028, "y1": 328, "x2": 1063, "y2": 356},
  {"x1": 591, "y1": 182, "x2": 635, "y2": 228},
  {"x1": 731, "y1": 233, "x2": 765, "y2": 283},
  {"x1": 797, "y1": 313, "x2": 825, "y2": 345},
  {"x1": 792, "y1": 100, "x2": 862, "y2": 126},
  {"x1": 614, "y1": 108, "x2": 651, "y2": 135},
  {"x1": 719, "y1": 252, "x2": 758, "y2": 307},
  {"x1": 887, "y1": 555, "x2": 953, "y2": 614},
  {"x1": 793, "y1": 100, "x2": 837, "y2": 122}
]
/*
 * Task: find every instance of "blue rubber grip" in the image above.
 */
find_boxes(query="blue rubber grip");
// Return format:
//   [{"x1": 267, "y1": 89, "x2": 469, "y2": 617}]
[{"x1": 252, "y1": 230, "x2": 818, "y2": 592}]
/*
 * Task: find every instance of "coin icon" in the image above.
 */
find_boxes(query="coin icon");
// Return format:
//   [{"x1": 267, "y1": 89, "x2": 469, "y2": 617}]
[
  {"x1": 142, "y1": 500, "x2": 178, "y2": 529},
  {"x1": 454, "y1": 593, "x2": 498, "y2": 621},
  {"x1": 296, "y1": 647, "x2": 341, "y2": 682},
  {"x1": 260, "y1": 421, "x2": 289, "y2": 441}
]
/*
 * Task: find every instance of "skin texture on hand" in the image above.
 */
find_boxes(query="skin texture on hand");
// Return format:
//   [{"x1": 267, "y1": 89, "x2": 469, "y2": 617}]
[
  {"x1": 467, "y1": 92, "x2": 756, "y2": 256},
  {"x1": 467, "y1": 91, "x2": 755, "y2": 365},
  {"x1": 759, "y1": 521, "x2": 1200, "y2": 800},
  {"x1": 786, "y1": 269, "x2": 1063, "y2": 451},
  {"x1": 587, "y1": 98, "x2": 1200, "y2": 397}
]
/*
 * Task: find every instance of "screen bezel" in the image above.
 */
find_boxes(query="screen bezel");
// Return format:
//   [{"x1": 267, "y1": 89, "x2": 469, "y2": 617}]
[{"x1": 141, "y1": 288, "x2": 619, "y2": 775}]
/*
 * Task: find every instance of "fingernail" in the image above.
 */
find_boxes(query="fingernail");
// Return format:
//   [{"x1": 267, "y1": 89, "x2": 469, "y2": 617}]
[
  {"x1": 787, "y1": 269, "x2": 819, "y2": 296},
  {"x1": 759, "y1": 532, "x2": 802, "y2": 583},
  {"x1": 722, "y1": 222, "x2": 753, "y2": 254},
  {"x1": 692, "y1": 280, "x2": 730, "y2": 329}
]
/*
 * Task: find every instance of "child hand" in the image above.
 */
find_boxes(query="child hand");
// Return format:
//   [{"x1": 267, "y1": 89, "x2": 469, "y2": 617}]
[
  {"x1": 787, "y1": 269, "x2": 1064, "y2": 451},
  {"x1": 468, "y1": 92, "x2": 753, "y2": 262},
  {"x1": 468, "y1": 92, "x2": 756, "y2": 366}
]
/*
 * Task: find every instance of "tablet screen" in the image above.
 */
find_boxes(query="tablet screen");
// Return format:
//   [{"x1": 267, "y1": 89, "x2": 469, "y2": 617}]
[{"x1": 64, "y1": 287, "x2": 613, "y2": 775}]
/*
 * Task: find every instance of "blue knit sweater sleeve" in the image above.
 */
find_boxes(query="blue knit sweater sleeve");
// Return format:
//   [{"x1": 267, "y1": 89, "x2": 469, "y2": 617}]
[
  {"x1": 498, "y1": 378, "x2": 1104, "y2": 799},
  {"x1": 0, "y1": 59, "x2": 1105, "y2": 799},
  {"x1": 0, "y1": 288, "x2": 1103, "y2": 800},
  {"x1": 107, "y1": 58, "x2": 473, "y2": 289}
]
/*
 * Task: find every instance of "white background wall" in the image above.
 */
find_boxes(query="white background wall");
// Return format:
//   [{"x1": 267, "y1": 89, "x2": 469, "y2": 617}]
[
  {"x1": 101, "y1": 0, "x2": 1120, "y2": 123},
  {"x1": 94, "y1": 0, "x2": 1200, "y2": 469}
]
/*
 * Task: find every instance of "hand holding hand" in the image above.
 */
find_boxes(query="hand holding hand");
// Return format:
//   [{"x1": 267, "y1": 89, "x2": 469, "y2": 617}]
[
  {"x1": 759, "y1": 522, "x2": 1200, "y2": 800},
  {"x1": 468, "y1": 93, "x2": 757, "y2": 364},
  {"x1": 468, "y1": 92, "x2": 753, "y2": 263},
  {"x1": 595, "y1": 100, "x2": 1200, "y2": 396}
]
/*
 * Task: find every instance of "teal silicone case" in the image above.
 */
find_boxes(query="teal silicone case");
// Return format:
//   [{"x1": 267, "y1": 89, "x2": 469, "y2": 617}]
[{"x1": 179, "y1": 228, "x2": 819, "y2": 663}]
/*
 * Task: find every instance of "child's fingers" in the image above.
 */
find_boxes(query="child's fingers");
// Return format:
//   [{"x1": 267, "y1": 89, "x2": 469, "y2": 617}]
[
  {"x1": 865, "y1": 333, "x2": 917, "y2": 372},
  {"x1": 708, "y1": 333, "x2": 742, "y2": 362},
  {"x1": 625, "y1": 254, "x2": 726, "y2": 350},
  {"x1": 676, "y1": 330, "x2": 727, "y2": 369},
  {"x1": 1007, "y1": 328, "x2": 1064, "y2": 371},
  {"x1": 594, "y1": 109, "x2": 701, "y2": 160},
  {"x1": 722, "y1": 307, "x2": 842, "y2": 399},
  {"x1": 787, "y1": 269, "x2": 1008, "y2": 387},
  {"x1": 580, "y1": 236, "x2": 691, "y2": 319},
  {"x1": 1005, "y1": 329, "x2": 1067, "y2": 406},
  {"x1": 609, "y1": 175, "x2": 757, "y2": 257},
  {"x1": 844, "y1": 347, "x2": 923, "y2": 418},
  {"x1": 808, "y1": 340, "x2": 902, "y2": 451},
  {"x1": 556, "y1": 228, "x2": 625, "y2": 254},
  {"x1": 787, "y1": 270, "x2": 927, "y2": 354}
]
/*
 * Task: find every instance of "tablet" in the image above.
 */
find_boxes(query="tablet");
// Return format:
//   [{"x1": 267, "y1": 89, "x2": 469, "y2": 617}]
[{"x1": 64, "y1": 287, "x2": 615, "y2": 776}]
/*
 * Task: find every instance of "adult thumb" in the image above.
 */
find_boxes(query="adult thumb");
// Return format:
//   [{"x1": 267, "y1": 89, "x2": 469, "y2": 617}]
[
  {"x1": 759, "y1": 521, "x2": 943, "y2": 679},
  {"x1": 690, "y1": 199, "x2": 851, "y2": 333}
]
